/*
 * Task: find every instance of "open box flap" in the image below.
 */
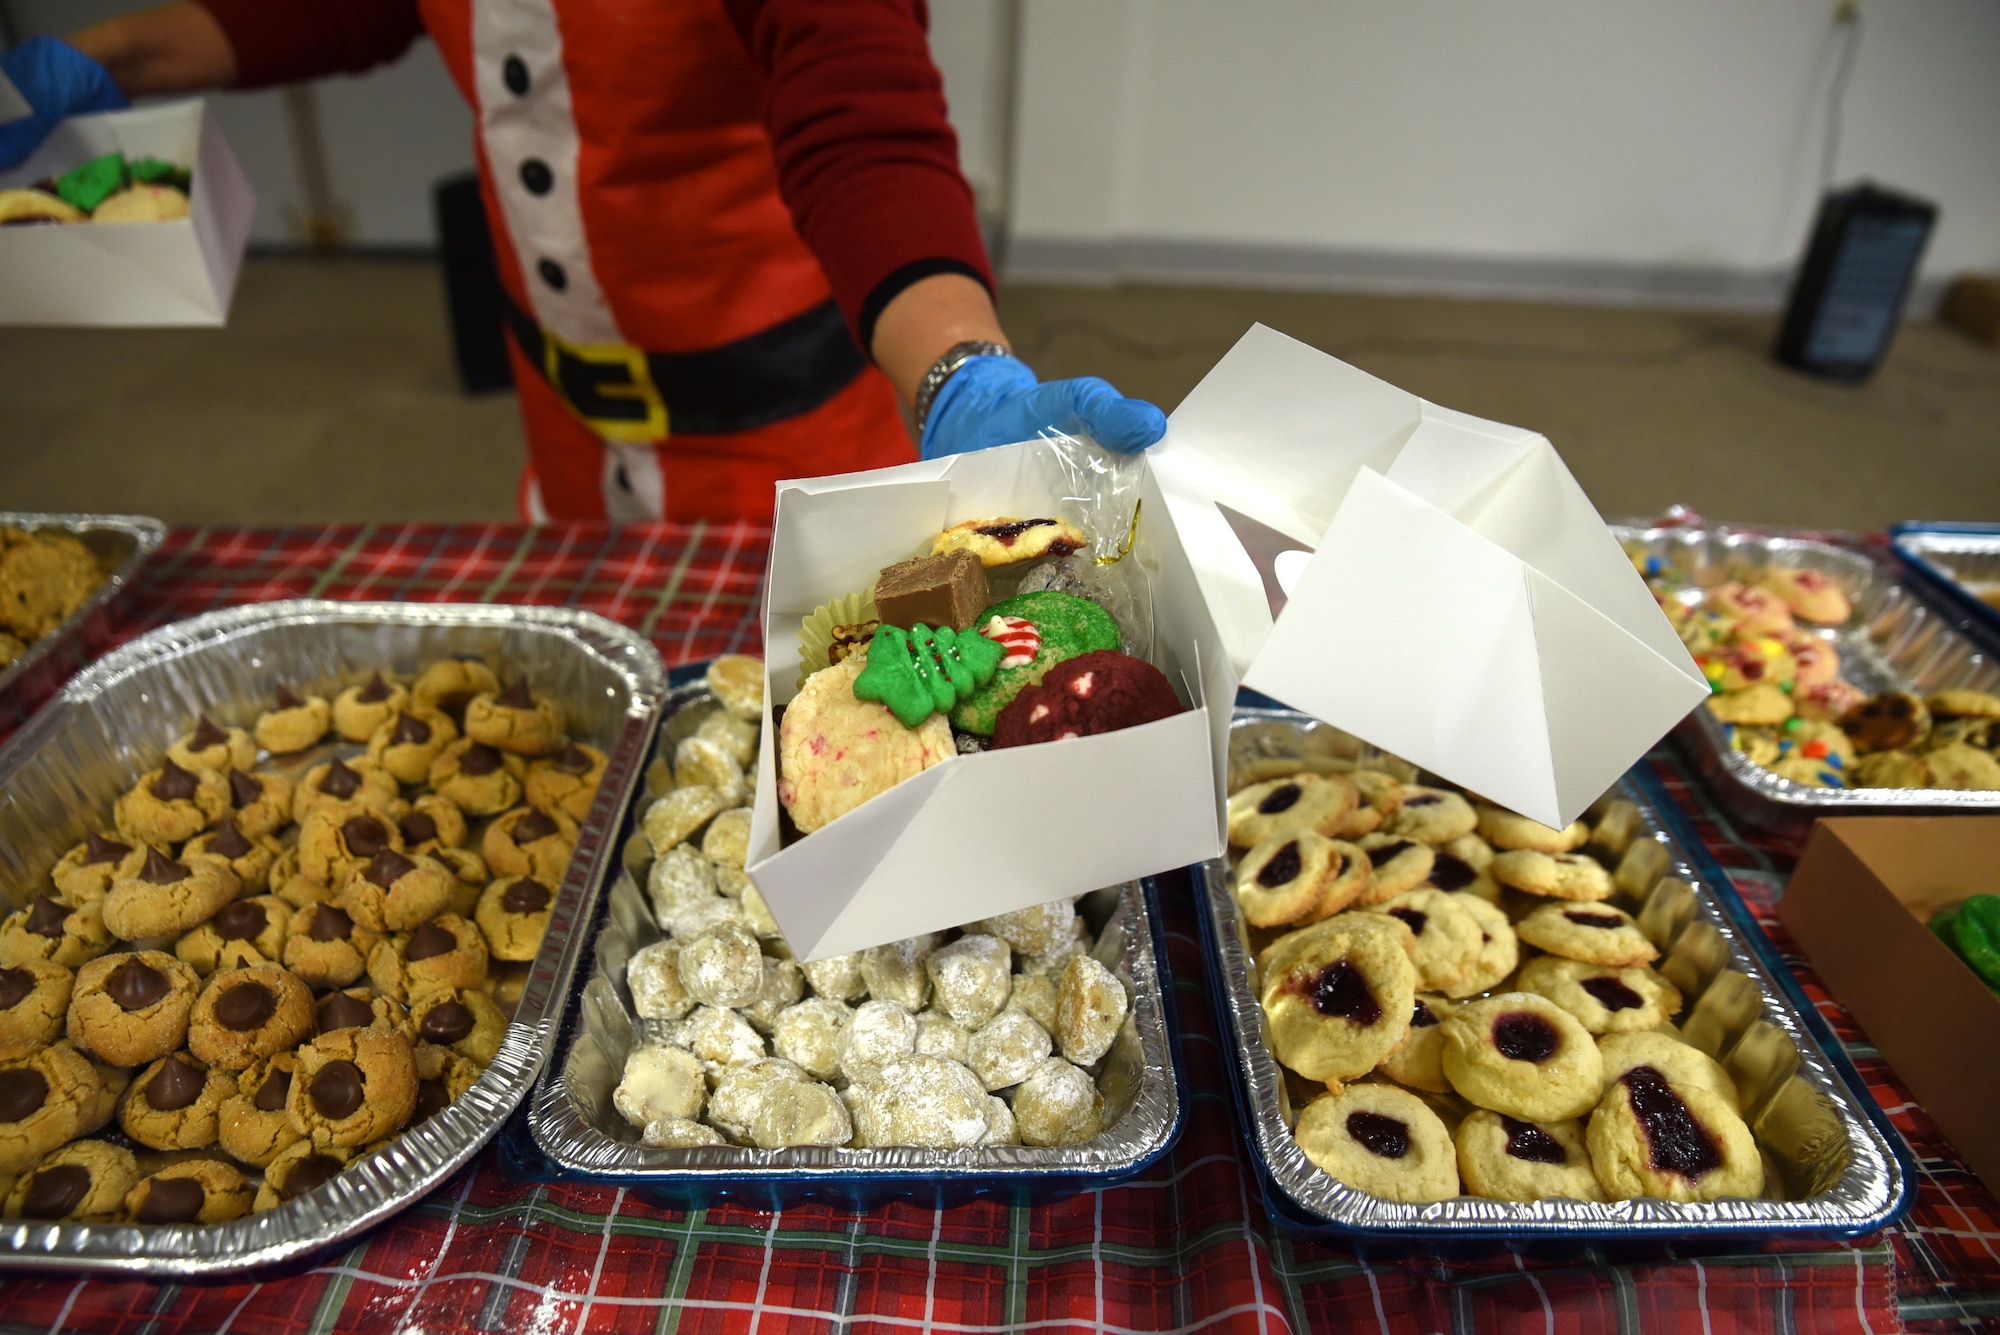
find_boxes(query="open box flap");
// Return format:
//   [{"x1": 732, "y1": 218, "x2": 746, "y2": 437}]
[{"x1": 1151, "y1": 324, "x2": 1706, "y2": 828}]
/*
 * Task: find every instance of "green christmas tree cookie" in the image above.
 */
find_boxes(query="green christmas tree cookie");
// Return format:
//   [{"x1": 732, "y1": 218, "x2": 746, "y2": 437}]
[{"x1": 852, "y1": 622, "x2": 1004, "y2": 728}]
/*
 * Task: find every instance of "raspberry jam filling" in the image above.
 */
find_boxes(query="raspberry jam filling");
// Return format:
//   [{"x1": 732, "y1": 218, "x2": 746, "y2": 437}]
[
  {"x1": 1491, "y1": 1012, "x2": 1560, "y2": 1063},
  {"x1": 1386, "y1": 907, "x2": 1428, "y2": 936},
  {"x1": 1294, "y1": 959, "x2": 1382, "y2": 1026},
  {"x1": 1579, "y1": 976, "x2": 1644, "y2": 1012},
  {"x1": 1345, "y1": 1110, "x2": 1411, "y2": 1159},
  {"x1": 1257, "y1": 784, "x2": 1302, "y2": 815},
  {"x1": 1622, "y1": 1065, "x2": 1723, "y2": 1178},
  {"x1": 1256, "y1": 841, "x2": 1302, "y2": 888},
  {"x1": 1500, "y1": 1116, "x2": 1568, "y2": 1164}
]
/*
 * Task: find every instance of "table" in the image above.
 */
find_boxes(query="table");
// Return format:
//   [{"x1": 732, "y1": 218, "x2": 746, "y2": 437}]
[{"x1": 1, "y1": 522, "x2": 1995, "y2": 1334}]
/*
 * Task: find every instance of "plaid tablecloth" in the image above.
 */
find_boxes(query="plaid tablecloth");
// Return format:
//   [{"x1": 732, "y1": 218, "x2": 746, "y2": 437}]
[{"x1": 0, "y1": 522, "x2": 1995, "y2": 1335}]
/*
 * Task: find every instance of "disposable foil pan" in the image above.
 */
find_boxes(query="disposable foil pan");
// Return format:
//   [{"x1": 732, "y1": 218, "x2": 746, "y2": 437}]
[
  {"x1": 1199, "y1": 704, "x2": 1908, "y2": 1243},
  {"x1": 1889, "y1": 523, "x2": 2000, "y2": 643},
  {"x1": 0, "y1": 512, "x2": 165, "y2": 710},
  {"x1": 521, "y1": 673, "x2": 1183, "y2": 1210},
  {"x1": 1615, "y1": 523, "x2": 2000, "y2": 834},
  {"x1": 0, "y1": 599, "x2": 667, "y2": 1276}
]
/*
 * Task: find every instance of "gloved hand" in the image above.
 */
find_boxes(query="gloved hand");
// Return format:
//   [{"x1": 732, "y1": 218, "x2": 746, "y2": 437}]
[
  {"x1": 920, "y1": 353, "x2": 1166, "y2": 461},
  {"x1": 0, "y1": 37, "x2": 130, "y2": 173}
]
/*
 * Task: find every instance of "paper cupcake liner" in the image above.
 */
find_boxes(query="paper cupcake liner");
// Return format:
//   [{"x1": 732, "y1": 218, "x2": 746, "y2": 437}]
[{"x1": 796, "y1": 591, "x2": 878, "y2": 689}]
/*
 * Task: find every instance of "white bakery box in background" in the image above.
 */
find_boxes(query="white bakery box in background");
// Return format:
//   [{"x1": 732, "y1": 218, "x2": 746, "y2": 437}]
[
  {"x1": 0, "y1": 100, "x2": 254, "y2": 326},
  {"x1": 749, "y1": 325, "x2": 1709, "y2": 962}
]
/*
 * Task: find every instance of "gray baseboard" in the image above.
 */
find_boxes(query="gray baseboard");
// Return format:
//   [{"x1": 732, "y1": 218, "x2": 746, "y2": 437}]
[{"x1": 1001, "y1": 235, "x2": 1947, "y2": 316}]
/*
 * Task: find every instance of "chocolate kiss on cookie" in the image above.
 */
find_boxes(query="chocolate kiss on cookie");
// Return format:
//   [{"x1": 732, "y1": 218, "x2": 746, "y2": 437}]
[
  {"x1": 146, "y1": 1055, "x2": 206, "y2": 1111},
  {"x1": 405, "y1": 920, "x2": 458, "y2": 961},
  {"x1": 277, "y1": 1152, "x2": 344, "y2": 1200},
  {"x1": 106, "y1": 957, "x2": 171, "y2": 1011},
  {"x1": 229, "y1": 769, "x2": 264, "y2": 809},
  {"x1": 22, "y1": 1165, "x2": 89, "y2": 1220},
  {"x1": 189, "y1": 716, "x2": 230, "y2": 751},
  {"x1": 459, "y1": 744, "x2": 503, "y2": 776},
  {"x1": 551, "y1": 744, "x2": 594, "y2": 775},
  {"x1": 357, "y1": 672, "x2": 394, "y2": 704},
  {"x1": 152, "y1": 759, "x2": 202, "y2": 802},
  {"x1": 0, "y1": 968, "x2": 34, "y2": 1010},
  {"x1": 208, "y1": 818, "x2": 254, "y2": 860},
  {"x1": 416, "y1": 1079, "x2": 450, "y2": 1121},
  {"x1": 364, "y1": 849, "x2": 418, "y2": 889},
  {"x1": 399, "y1": 811, "x2": 439, "y2": 845},
  {"x1": 496, "y1": 678, "x2": 534, "y2": 709},
  {"x1": 273, "y1": 684, "x2": 304, "y2": 710},
  {"x1": 514, "y1": 809, "x2": 560, "y2": 843},
  {"x1": 141, "y1": 846, "x2": 190, "y2": 885},
  {"x1": 0, "y1": 1067, "x2": 49, "y2": 1122},
  {"x1": 214, "y1": 978, "x2": 278, "y2": 1031},
  {"x1": 138, "y1": 1176, "x2": 207, "y2": 1223},
  {"x1": 310, "y1": 1060, "x2": 366, "y2": 1119},
  {"x1": 316, "y1": 991, "x2": 375, "y2": 1034},
  {"x1": 308, "y1": 905, "x2": 355, "y2": 942},
  {"x1": 320, "y1": 758, "x2": 364, "y2": 799},
  {"x1": 419, "y1": 999, "x2": 475, "y2": 1044},
  {"x1": 23, "y1": 897, "x2": 73, "y2": 938},
  {"x1": 254, "y1": 1065, "x2": 292, "y2": 1112},
  {"x1": 84, "y1": 831, "x2": 132, "y2": 865},
  {"x1": 343, "y1": 816, "x2": 394, "y2": 859},
  {"x1": 390, "y1": 712, "x2": 431, "y2": 745},
  {"x1": 503, "y1": 878, "x2": 551, "y2": 913},
  {"x1": 212, "y1": 899, "x2": 267, "y2": 941}
]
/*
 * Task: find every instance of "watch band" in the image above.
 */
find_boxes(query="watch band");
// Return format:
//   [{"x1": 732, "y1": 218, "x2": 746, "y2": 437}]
[{"x1": 912, "y1": 339, "x2": 1010, "y2": 433}]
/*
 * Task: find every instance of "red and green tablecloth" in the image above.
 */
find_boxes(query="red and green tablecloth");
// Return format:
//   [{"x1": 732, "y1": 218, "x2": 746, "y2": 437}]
[{"x1": 0, "y1": 522, "x2": 1994, "y2": 1334}]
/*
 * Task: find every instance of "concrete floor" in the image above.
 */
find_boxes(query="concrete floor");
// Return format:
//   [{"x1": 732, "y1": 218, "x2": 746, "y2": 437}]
[{"x1": 2, "y1": 256, "x2": 1996, "y2": 530}]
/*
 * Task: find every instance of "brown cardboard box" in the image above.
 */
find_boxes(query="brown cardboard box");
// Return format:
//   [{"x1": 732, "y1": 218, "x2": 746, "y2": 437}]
[
  {"x1": 1778, "y1": 818, "x2": 2000, "y2": 1191},
  {"x1": 1942, "y1": 275, "x2": 2000, "y2": 348}
]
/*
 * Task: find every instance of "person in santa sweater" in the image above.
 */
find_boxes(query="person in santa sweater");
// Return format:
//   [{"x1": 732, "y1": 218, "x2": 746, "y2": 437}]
[{"x1": 1, "y1": 2, "x2": 1164, "y2": 520}]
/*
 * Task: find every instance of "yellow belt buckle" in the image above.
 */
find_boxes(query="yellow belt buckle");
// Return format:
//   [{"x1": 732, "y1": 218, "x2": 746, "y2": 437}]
[{"x1": 541, "y1": 328, "x2": 670, "y2": 444}]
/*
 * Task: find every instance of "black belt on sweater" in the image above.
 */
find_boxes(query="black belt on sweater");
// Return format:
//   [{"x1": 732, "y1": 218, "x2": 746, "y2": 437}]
[{"x1": 502, "y1": 294, "x2": 866, "y2": 442}]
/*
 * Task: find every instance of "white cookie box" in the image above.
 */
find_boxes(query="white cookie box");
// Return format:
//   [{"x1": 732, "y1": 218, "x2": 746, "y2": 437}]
[
  {"x1": 0, "y1": 100, "x2": 254, "y2": 326},
  {"x1": 748, "y1": 325, "x2": 1706, "y2": 961}
]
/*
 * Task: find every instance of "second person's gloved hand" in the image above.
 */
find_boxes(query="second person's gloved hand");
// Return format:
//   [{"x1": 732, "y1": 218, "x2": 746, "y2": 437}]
[
  {"x1": 0, "y1": 37, "x2": 129, "y2": 172},
  {"x1": 920, "y1": 353, "x2": 1166, "y2": 461}
]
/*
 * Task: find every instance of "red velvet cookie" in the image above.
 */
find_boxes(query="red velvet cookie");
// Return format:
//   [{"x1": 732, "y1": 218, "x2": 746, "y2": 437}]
[{"x1": 990, "y1": 651, "x2": 1181, "y2": 749}]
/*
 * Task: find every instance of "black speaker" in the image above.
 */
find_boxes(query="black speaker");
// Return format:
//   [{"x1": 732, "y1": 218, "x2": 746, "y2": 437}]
[
  {"x1": 432, "y1": 172, "x2": 515, "y2": 395},
  {"x1": 1775, "y1": 183, "x2": 1936, "y2": 383}
]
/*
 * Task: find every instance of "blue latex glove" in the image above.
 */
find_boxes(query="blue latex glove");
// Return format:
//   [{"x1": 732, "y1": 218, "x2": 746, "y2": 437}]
[
  {"x1": 920, "y1": 354, "x2": 1167, "y2": 460},
  {"x1": 0, "y1": 37, "x2": 130, "y2": 173}
]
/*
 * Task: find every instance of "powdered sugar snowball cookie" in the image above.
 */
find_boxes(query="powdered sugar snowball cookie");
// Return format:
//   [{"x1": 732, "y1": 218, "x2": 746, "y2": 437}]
[
  {"x1": 1438, "y1": 992, "x2": 1604, "y2": 1122},
  {"x1": 859, "y1": 934, "x2": 946, "y2": 1011},
  {"x1": 662, "y1": 888, "x2": 751, "y2": 945},
  {"x1": 772, "y1": 997, "x2": 849, "y2": 1081},
  {"x1": 1293, "y1": 1083, "x2": 1458, "y2": 1203},
  {"x1": 1006, "y1": 973, "x2": 1058, "y2": 1031},
  {"x1": 626, "y1": 940, "x2": 694, "y2": 1021},
  {"x1": 913, "y1": 1009, "x2": 970, "y2": 1064},
  {"x1": 1515, "y1": 902, "x2": 1659, "y2": 968},
  {"x1": 740, "y1": 956, "x2": 805, "y2": 1035},
  {"x1": 677, "y1": 924, "x2": 765, "y2": 1009},
  {"x1": 968, "y1": 1009, "x2": 1052, "y2": 1091},
  {"x1": 642, "y1": 785, "x2": 727, "y2": 857},
  {"x1": 705, "y1": 655, "x2": 766, "y2": 723},
  {"x1": 778, "y1": 654, "x2": 955, "y2": 834},
  {"x1": 1054, "y1": 955, "x2": 1128, "y2": 1066},
  {"x1": 680, "y1": 1004, "x2": 767, "y2": 1073},
  {"x1": 1378, "y1": 994, "x2": 1458, "y2": 1094},
  {"x1": 836, "y1": 999, "x2": 919, "y2": 1084},
  {"x1": 1476, "y1": 807, "x2": 1590, "y2": 854},
  {"x1": 1366, "y1": 889, "x2": 1483, "y2": 995},
  {"x1": 614, "y1": 1044, "x2": 706, "y2": 1127},
  {"x1": 700, "y1": 808, "x2": 752, "y2": 870},
  {"x1": 1012, "y1": 1056, "x2": 1104, "y2": 1147},
  {"x1": 643, "y1": 1117, "x2": 727, "y2": 1148},
  {"x1": 749, "y1": 1078, "x2": 853, "y2": 1149},
  {"x1": 972, "y1": 898, "x2": 1080, "y2": 957},
  {"x1": 862, "y1": 1054, "x2": 990, "y2": 1148},
  {"x1": 982, "y1": 1094, "x2": 1019, "y2": 1146},
  {"x1": 648, "y1": 841, "x2": 718, "y2": 914},
  {"x1": 696, "y1": 710, "x2": 760, "y2": 768},
  {"x1": 1442, "y1": 892, "x2": 1519, "y2": 999},
  {"x1": 705, "y1": 1058, "x2": 809, "y2": 1142},
  {"x1": 925, "y1": 934, "x2": 1013, "y2": 1027},
  {"x1": 801, "y1": 951, "x2": 867, "y2": 1003},
  {"x1": 674, "y1": 736, "x2": 746, "y2": 808}
]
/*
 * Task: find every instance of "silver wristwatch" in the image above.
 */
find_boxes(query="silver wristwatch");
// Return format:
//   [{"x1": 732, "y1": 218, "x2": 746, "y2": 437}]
[{"x1": 912, "y1": 339, "x2": 1010, "y2": 433}]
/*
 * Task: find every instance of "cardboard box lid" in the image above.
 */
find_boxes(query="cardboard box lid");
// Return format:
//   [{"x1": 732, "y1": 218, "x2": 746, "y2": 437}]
[
  {"x1": 1150, "y1": 324, "x2": 1708, "y2": 827},
  {"x1": 0, "y1": 101, "x2": 255, "y2": 327}
]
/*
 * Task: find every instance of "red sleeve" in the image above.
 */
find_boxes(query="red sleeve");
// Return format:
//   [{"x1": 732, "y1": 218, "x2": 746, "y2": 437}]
[
  {"x1": 722, "y1": 0, "x2": 994, "y2": 352},
  {"x1": 194, "y1": 0, "x2": 424, "y2": 90}
]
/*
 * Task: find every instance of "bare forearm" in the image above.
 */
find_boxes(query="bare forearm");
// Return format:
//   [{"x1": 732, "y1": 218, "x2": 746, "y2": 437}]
[
  {"x1": 870, "y1": 273, "x2": 1010, "y2": 411},
  {"x1": 69, "y1": 3, "x2": 236, "y2": 98}
]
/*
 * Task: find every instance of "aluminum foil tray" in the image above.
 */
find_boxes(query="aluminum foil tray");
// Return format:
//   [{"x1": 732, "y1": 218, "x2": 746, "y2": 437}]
[
  {"x1": 1615, "y1": 523, "x2": 2000, "y2": 834},
  {"x1": 1197, "y1": 704, "x2": 1908, "y2": 1244},
  {"x1": 0, "y1": 600, "x2": 667, "y2": 1276},
  {"x1": 1889, "y1": 523, "x2": 2000, "y2": 643},
  {"x1": 520, "y1": 672, "x2": 1184, "y2": 1211},
  {"x1": 0, "y1": 512, "x2": 165, "y2": 708}
]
